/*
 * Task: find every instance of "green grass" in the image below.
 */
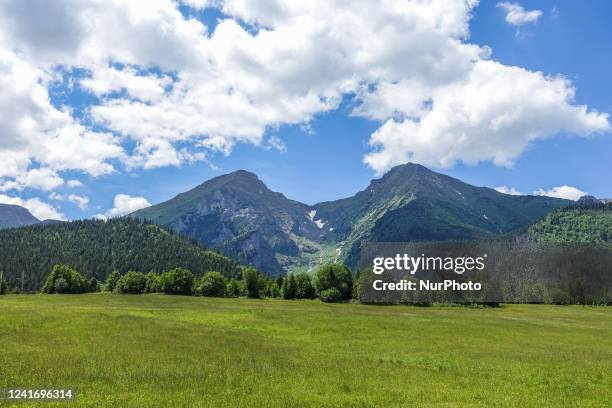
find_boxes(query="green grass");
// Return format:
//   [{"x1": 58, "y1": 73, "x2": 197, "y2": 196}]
[{"x1": 1, "y1": 295, "x2": 611, "y2": 407}]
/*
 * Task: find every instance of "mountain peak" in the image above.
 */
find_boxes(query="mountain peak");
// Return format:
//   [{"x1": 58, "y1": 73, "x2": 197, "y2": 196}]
[
  {"x1": 366, "y1": 162, "x2": 440, "y2": 194},
  {"x1": 0, "y1": 203, "x2": 40, "y2": 229},
  {"x1": 203, "y1": 169, "x2": 263, "y2": 188},
  {"x1": 227, "y1": 169, "x2": 259, "y2": 179}
]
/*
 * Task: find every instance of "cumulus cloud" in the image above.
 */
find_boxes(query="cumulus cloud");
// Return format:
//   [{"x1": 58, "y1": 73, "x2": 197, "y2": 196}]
[
  {"x1": 363, "y1": 60, "x2": 609, "y2": 172},
  {"x1": 50, "y1": 192, "x2": 89, "y2": 210},
  {"x1": 495, "y1": 186, "x2": 523, "y2": 195},
  {"x1": 0, "y1": 194, "x2": 65, "y2": 220},
  {"x1": 80, "y1": 65, "x2": 172, "y2": 103},
  {"x1": 0, "y1": 0, "x2": 608, "y2": 192},
  {"x1": 0, "y1": 168, "x2": 64, "y2": 192},
  {"x1": 67, "y1": 179, "x2": 83, "y2": 188},
  {"x1": 67, "y1": 194, "x2": 89, "y2": 210},
  {"x1": 0, "y1": 45, "x2": 125, "y2": 193},
  {"x1": 497, "y1": 2, "x2": 542, "y2": 26},
  {"x1": 534, "y1": 185, "x2": 586, "y2": 201},
  {"x1": 95, "y1": 194, "x2": 151, "y2": 219}
]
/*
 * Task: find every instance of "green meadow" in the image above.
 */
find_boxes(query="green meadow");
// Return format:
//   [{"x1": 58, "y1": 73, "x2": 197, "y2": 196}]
[{"x1": 1, "y1": 295, "x2": 611, "y2": 407}]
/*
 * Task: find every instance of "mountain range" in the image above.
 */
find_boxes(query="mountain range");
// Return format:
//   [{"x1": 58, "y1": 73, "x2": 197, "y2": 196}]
[{"x1": 132, "y1": 163, "x2": 570, "y2": 274}]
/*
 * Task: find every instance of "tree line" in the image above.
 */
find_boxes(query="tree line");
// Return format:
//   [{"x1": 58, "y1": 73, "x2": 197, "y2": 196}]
[{"x1": 34, "y1": 263, "x2": 356, "y2": 302}]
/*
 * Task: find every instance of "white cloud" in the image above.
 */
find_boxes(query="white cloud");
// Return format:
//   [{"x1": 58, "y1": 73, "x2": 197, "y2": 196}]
[
  {"x1": 80, "y1": 65, "x2": 172, "y2": 103},
  {"x1": 0, "y1": 167, "x2": 64, "y2": 192},
  {"x1": 95, "y1": 194, "x2": 151, "y2": 219},
  {"x1": 68, "y1": 194, "x2": 89, "y2": 210},
  {"x1": 534, "y1": 186, "x2": 586, "y2": 201},
  {"x1": 180, "y1": 0, "x2": 217, "y2": 10},
  {"x1": 0, "y1": 0, "x2": 608, "y2": 189},
  {"x1": 0, "y1": 194, "x2": 65, "y2": 220},
  {"x1": 67, "y1": 179, "x2": 83, "y2": 188},
  {"x1": 0, "y1": 46, "x2": 125, "y2": 192},
  {"x1": 363, "y1": 60, "x2": 609, "y2": 172},
  {"x1": 50, "y1": 192, "x2": 89, "y2": 210},
  {"x1": 497, "y1": 2, "x2": 542, "y2": 26},
  {"x1": 495, "y1": 186, "x2": 523, "y2": 195}
]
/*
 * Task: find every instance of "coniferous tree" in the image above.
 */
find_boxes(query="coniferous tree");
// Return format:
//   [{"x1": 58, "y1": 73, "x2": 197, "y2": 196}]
[
  {"x1": 282, "y1": 274, "x2": 297, "y2": 299},
  {"x1": 0, "y1": 218, "x2": 243, "y2": 291},
  {"x1": 275, "y1": 274, "x2": 284, "y2": 290}
]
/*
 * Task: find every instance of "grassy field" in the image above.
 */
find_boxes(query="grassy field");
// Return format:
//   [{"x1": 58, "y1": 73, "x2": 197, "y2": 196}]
[{"x1": 1, "y1": 295, "x2": 611, "y2": 407}]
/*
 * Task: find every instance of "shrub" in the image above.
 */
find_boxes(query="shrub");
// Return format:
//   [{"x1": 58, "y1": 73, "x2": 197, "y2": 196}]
[
  {"x1": 319, "y1": 288, "x2": 342, "y2": 303},
  {"x1": 105, "y1": 271, "x2": 121, "y2": 292},
  {"x1": 41, "y1": 264, "x2": 92, "y2": 294},
  {"x1": 225, "y1": 278, "x2": 240, "y2": 297},
  {"x1": 54, "y1": 277, "x2": 69, "y2": 293},
  {"x1": 196, "y1": 271, "x2": 226, "y2": 297},
  {"x1": 314, "y1": 264, "x2": 352, "y2": 300},
  {"x1": 243, "y1": 267, "x2": 263, "y2": 298},
  {"x1": 548, "y1": 287, "x2": 572, "y2": 305},
  {"x1": 88, "y1": 277, "x2": 100, "y2": 292},
  {"x1": 294, "y1": 273, "x2": 316, "y2": 299},
  {"x1": 144, "y1": 272, "x2": 161, "y2": 293},
  {"x1": 159, "y1": 267, "x2": 194, "y2": 295},
  {"x1": 115, "y1": 271, "x2": 146, "y2": 294}
]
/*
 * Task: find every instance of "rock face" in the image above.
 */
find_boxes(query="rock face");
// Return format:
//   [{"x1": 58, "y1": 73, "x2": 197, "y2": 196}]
[
  {"x1": 0, "y1": 204, "x2": 39, "y2": 229},
  {"x1": 132, "y1": 164, "x2": 570, "y2": 274},
  {"x1": 132, "y1": 170, "x2": 323, "y2": 275}
]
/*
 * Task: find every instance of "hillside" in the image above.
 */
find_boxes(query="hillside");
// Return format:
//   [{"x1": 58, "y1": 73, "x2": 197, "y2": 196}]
[
  {"x1": 0, "y1": 218, "x2": 243, "y2": 291},
  {"x1": 315, "y1": 163, "x2": 569, "y2": 267},
  {"x1": 528, "y1": 202, "x2": 612, "y2": 243},
  {"x1": 0, "y1": 203, "x2": 39, "y2": 229},
  {"x1": 132, "y1": 170, "x2": 323, "y2": 275},
  {"x1": 133, "y1": 163, "x2": 569, "y2": 274}
]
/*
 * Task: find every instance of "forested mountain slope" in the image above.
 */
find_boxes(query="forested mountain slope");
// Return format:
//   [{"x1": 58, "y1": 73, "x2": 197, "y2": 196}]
[
  {"x1": 0, "y1": 218, "x2": 243, "y2": 291},
  {"x1": 528, "y1": 202, "x2": 612, "y2": 243}
]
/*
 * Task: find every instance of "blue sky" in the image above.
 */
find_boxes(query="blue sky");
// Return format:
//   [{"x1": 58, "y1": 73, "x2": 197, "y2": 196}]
[{"x1": 0, "y1": 1, "x2": 610, "y2": 220}]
